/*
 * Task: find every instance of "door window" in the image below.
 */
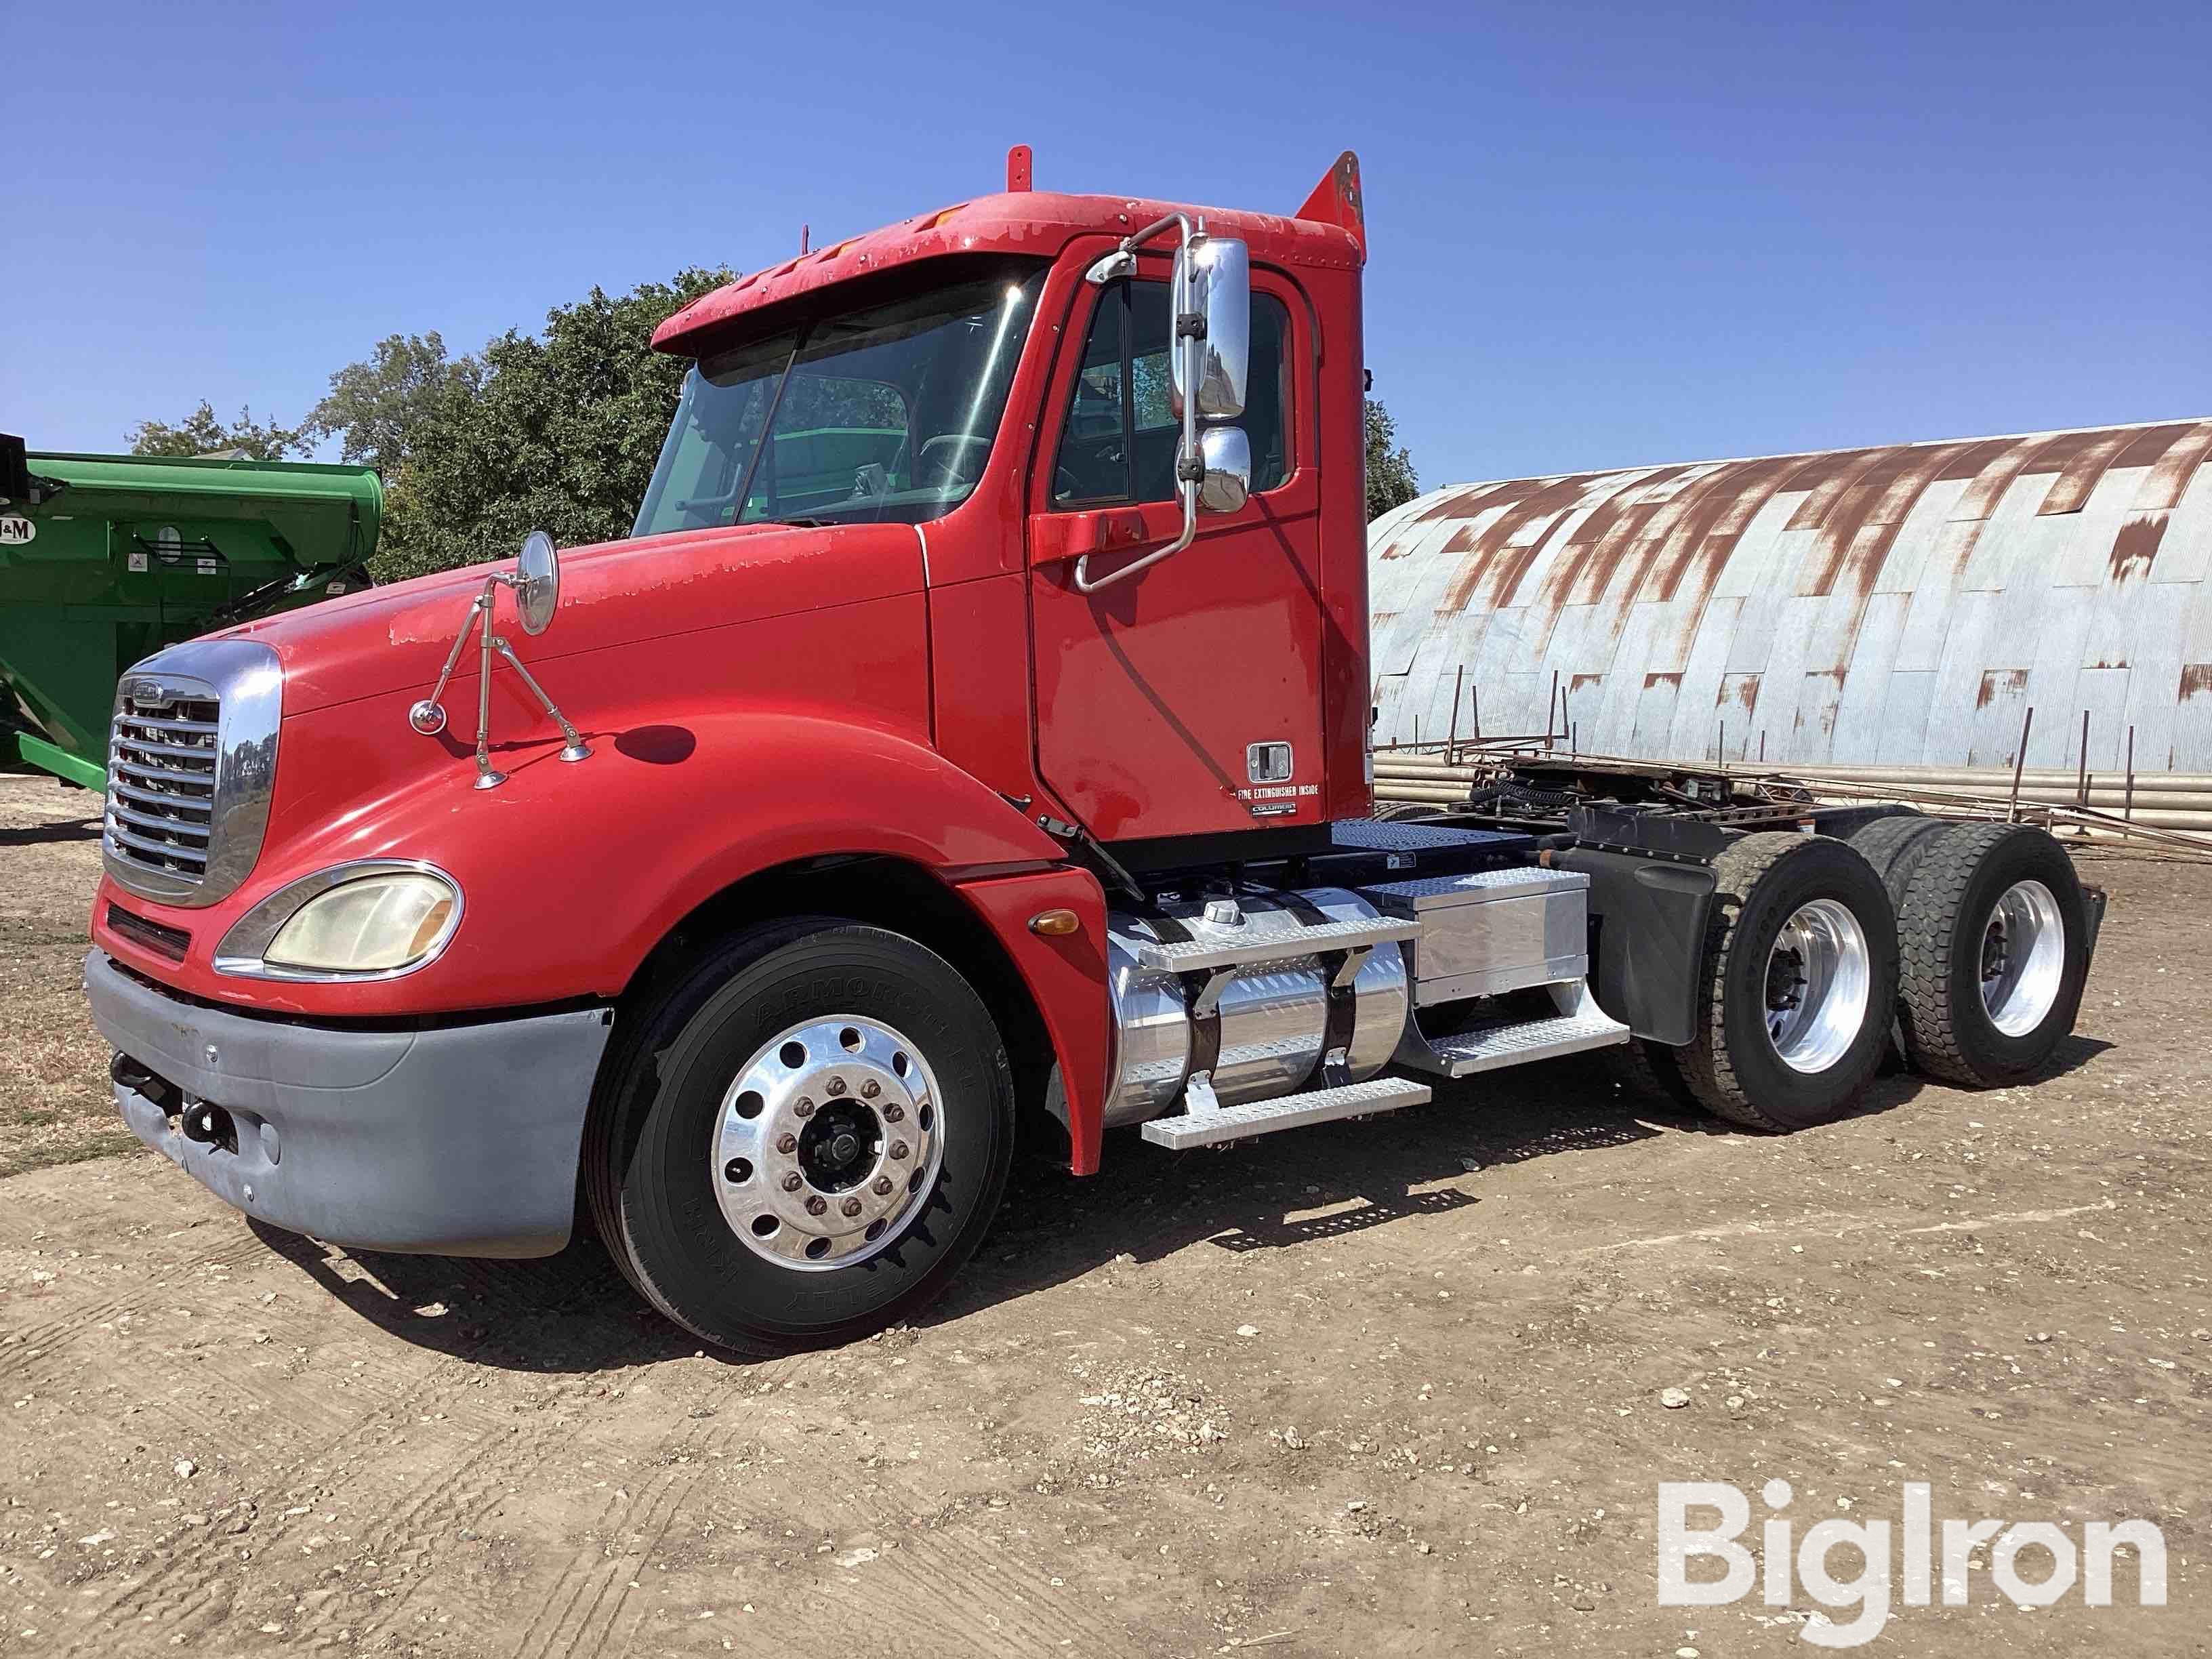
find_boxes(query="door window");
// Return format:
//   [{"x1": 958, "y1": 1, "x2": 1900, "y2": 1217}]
[{"x1": 1052, "y1": 279, "x2": 1292, "y2": 508}]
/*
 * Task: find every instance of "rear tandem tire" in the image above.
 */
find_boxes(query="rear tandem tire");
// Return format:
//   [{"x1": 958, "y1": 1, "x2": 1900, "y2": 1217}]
[
  {"x1": 1894, "y1": 823, "x2": 2091, "y2": 1088},
  {"x1": 1845, "y1": 812, "x2": 1952, "y2": 914},
  {"x1": 1677, "y1": 832, "x2": 1900, "y2": 1132},
  {"x1": 1610, "y1": 1037, "x2": 1699, "y2": 1112},
  {"x1": 583, "y1": 920, "x2": 1016, "y2": 1354}
]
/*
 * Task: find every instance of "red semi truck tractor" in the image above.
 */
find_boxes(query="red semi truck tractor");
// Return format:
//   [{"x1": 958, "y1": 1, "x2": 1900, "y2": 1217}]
[{"x1": 83, "y1": 153, "x2": 2101, "y2": 1353}]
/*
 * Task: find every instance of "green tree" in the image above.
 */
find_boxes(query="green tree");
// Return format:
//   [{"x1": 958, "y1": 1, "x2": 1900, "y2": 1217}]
[
  {"x1": 127, "y1": 402, "x2": 308, "y2": 462},
  {"x1": 375, "y1": 268, "x2": 731, "y2": 581},
  {"x1": 1364, "y1": 397, "x2": 1419, "y2": 520},
  {"x1": 310, "y1": 331, "x2": 470, "y2": 480}
]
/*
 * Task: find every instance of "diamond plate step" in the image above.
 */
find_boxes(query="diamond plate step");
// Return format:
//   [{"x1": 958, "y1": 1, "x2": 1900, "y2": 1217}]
[
  {"x1": 1139, "y1": 1076, "x2": 1432, "y2": 1150},
  {"x1": 1330, "y1": 819, "x2": 1530, "y2": 852},
  {"x1": 1133, "y1": 912, "x2": 1420, "y2": 973},
  {"x1": 1399, "y1": 1003, "x2": 1630, "y2": 1080}
]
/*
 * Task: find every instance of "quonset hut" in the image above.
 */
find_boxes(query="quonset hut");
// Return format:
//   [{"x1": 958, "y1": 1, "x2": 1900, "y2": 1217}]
[{"x1": 1368, "y1": 419, "x2": 2212, "y2": 775}]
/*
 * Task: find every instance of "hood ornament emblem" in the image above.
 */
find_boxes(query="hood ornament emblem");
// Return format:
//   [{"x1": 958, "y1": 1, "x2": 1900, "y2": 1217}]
[{"x1": 407, "y1": 531, "x2": 590, "y2": 790}]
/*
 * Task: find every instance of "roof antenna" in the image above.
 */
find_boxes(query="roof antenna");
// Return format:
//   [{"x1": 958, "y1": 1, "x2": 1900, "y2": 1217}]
[
  {"x1": 799, "y1": 222, "x2": 810, "y2": 255},
  {"x1": 1006, "y1": 144, "x2": 1032, "y2": 192}
]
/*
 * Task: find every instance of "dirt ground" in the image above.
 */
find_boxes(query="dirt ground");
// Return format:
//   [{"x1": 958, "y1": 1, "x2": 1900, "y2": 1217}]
[{"x1": 1, "y1": 772, "x2": 2207, "y2": 1657}]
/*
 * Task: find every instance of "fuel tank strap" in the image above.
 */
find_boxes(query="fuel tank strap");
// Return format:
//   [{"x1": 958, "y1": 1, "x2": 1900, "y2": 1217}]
[
  {"x1": 1258, "y1": 886, "x2": 1362, "y2": 1088},
  {"x1": 1146, "y1": 912, "x2": 1195, "y2": 944},
  {"x1": 1180, "y1": 967, "x2": 1228, "y2": 1097},
  {"x1": 1315, "y1": 947, "x2": 1367, "y2": 1087}
]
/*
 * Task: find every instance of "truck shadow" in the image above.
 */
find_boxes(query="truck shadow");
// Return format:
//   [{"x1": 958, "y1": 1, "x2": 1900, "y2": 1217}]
[
  {"x1": 248, "y1": 1219, "x2": 701, "y2": 1370},
  {"x1": 0, "y1": 813, "x2": 103, "y2": 847},
  {"x1": 248, "y1": 1034, "x2": 2108, "y2": 1373}
]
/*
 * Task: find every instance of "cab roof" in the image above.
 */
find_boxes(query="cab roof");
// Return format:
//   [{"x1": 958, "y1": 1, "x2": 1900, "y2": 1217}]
[{"x1": 652, "y1": 152, "x2": 1368, "y2": 361}]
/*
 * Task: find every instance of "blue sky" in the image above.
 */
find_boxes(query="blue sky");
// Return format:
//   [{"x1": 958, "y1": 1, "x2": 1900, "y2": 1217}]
[{"x1": 4, "y1": 1, "x2": 2205, "y2": 487}]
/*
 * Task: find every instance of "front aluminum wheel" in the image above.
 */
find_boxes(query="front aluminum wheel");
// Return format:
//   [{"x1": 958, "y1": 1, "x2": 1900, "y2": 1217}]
[
  {"x1": 712, "y1": 1017, "x2": 945, "y2": 1271},
  {"x1": 1979, "y1": 878, "x2": 2066, "y2": 1038},
  {"x1": 1763, "y1": 897, "x2": 1872, "y2": 1074}
]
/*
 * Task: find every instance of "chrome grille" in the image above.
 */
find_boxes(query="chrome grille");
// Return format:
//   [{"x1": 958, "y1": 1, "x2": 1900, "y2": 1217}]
[
  {"x1": 100, "y1": 639, "x2": 283, "y2": 909},
  {"x1": 106, "y1": 697, "x2": 220, "y2": 883}
]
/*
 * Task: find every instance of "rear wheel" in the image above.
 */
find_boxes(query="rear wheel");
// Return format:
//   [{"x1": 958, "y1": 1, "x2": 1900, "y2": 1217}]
[
  {"x1": 1677, "y1": 833, "x2": 1900, "y2": 1131},
  {"x1": 1845, "y1": 812, "x2": 1951, "y2": 912},
  {"x1": 1610, "y1": 1036, "x2": 1698, "y2": 1111},
  {"x1": 585, "y1": 921, "x2": 1015, "y2": 1353},
  {"x1": 1895, "y1": 823, "x2": 2089, "y2": 1087}
]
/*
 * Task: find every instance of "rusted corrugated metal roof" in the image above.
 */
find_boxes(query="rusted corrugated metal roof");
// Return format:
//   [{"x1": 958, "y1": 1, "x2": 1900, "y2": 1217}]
[{"x1": 1368, "y1": 418, "x2": 2212, "y2": 772}]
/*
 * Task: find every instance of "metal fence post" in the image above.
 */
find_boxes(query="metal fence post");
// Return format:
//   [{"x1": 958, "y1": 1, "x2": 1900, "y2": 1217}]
[{"x1": 2009, "y1": 707, "x2": 2034, "y2": 823}]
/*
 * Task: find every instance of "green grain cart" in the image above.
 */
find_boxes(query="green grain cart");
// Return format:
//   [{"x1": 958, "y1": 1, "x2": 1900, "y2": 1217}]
[{"x1": 0, "y1": 435, "x2": 380, "y2": 792}]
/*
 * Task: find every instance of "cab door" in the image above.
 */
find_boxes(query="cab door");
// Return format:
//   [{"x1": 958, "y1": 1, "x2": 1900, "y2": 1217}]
[{"x1": 1026, "y1": 260, "x2": 1324, "y2": 846}]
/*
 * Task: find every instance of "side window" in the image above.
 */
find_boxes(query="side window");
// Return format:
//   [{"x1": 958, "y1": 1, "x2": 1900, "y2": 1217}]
[{"x1": 1054, "y1": 279, "x2": 1293, "y2": 507}]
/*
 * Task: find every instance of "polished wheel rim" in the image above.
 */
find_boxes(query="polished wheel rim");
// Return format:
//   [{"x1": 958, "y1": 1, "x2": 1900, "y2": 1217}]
[
  {"x1": 1980, "y1": 879, "x2": 2065, "y2": 1037},
  {"x1": 1763, "y1": 898, "x2": 1872, "y2": 1074},
  {"x1": 712, "y1": 1017, "x2": 945, "y2": 1271}
]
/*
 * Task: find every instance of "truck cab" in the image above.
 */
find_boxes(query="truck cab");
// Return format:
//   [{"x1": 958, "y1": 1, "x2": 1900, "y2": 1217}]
[{"x1": 81, "y1": 152, "x2": 2100, "y2": 1353}]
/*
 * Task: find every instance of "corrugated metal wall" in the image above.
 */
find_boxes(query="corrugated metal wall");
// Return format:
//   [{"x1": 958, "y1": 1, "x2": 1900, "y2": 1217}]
[{"x1": 1368, "y1": 419, "x2": 2212, "y2": 773}]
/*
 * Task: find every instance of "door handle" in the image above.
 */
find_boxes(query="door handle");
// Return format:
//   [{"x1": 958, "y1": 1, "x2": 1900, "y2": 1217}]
[{"x1": 1029, "y1": 504, "x2": 1186, "y2": 593}]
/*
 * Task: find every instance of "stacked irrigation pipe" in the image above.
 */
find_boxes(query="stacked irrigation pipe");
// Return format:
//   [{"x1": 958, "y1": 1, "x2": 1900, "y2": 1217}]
[{"x1": 1368, "y1": 748, "x2": 2212, "y2": 857}]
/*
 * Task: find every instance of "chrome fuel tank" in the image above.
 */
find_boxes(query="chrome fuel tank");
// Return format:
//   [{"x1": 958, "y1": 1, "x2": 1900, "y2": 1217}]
[{"x1": 1101, "y1": 887, "x2": 1411, "y2": 1127}]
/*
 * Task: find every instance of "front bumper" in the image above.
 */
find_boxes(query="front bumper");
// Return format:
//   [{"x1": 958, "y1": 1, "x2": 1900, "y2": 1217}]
[{"x1": 83, "y1": 951, "x2": 613, "y2": 1258}]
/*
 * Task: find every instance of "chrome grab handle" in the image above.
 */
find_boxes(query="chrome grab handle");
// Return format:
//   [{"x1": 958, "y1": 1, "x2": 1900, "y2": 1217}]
[{"x1": 1072, "y1": 497, "x2": 1197, "y2": 594}]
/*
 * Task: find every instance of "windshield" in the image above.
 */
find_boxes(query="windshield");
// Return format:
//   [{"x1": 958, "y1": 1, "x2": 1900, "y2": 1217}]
[{"x1": 634, "y1": 262, "x2": 1048, "y2": 537}]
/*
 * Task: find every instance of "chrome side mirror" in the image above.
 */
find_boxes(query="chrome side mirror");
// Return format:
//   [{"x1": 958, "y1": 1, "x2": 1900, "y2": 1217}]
[
  {"x1": 1193, "y1": 428, "x2": 1251, "y2": 514},
  {"x1": 514, "y1": 529, "x2": 560, "y2": 636},
  {"x1": 1171, "y1": 237, "x2": 1249, "y2": 421}
]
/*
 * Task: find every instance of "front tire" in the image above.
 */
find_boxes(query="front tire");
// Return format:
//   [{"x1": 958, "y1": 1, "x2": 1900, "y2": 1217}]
[
  {"x1": 585, "y1": 921, "x2": 1015, "y2": 1353},
  {"x1": 1678, "y1": 833, "x2": 1900, "y2": 1132}
]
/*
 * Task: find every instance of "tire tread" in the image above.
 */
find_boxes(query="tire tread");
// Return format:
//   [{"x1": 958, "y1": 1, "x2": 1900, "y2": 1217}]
[
  {"x1": 1677, "y1": 833, "x2": 1808, "y2": 1132},
  {"x1": 1894, "y1": 822, "x2": 2083, "y2": 1088},
  {"x1": 1674, "y1": 832, "x2": 1900, "y2": 1132}
]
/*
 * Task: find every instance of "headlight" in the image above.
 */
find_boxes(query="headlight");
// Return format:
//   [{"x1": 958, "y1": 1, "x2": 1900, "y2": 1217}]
[{"x1": 214, "y1": 862, "x2": 462, "y2": 980}]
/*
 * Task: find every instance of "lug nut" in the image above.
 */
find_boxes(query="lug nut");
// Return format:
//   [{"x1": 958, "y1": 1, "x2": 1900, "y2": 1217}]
[
  {"x1": 881, "y1": 1103, "x2": 905, "y2": 1122},
  {"x1": 781, "y1": 1172, "x2": 804, "y2": 1192},
  {"x1": 888, "y1": 1141, "x2": 910, "y2": 1162},
  {"x1": 794, "y1": 1097, "x2": 816, "y2": 1118},
  {"x1": 840, "y1": 1196, "x2": 863, "y2": 1217},
  {"x1": 775, "y1": 1132, "x2": 798, "y2": 1154},
  {"x1": 873, "y1": 1176, "x2": 895, "y2": 1196},
  {"x1": 860, "y1": 1078, "x2": 881, "y2": 1099},
  {"x1": 825, "y1": 1077, "x2": 848, "y2": 1097},
  {"x1": 805, "y1": 1195, "x2": 828, "y2": 1216}
]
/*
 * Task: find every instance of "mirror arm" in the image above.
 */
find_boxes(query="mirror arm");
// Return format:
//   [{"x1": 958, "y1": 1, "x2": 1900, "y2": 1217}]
[
  {"x1": 1072, "y1": 214, "x2": 1208, "y2": 595},
  {"x1": 407, "y1": 565, "x2": 591, "y2": 781},
  {"x1": 489, "y1": 636, "x2": 592, "y2": 762},
  {"x1": 407, "y1": 581, "x2": 493, "y2": 740},
  {"x1": 472, "y1": 584, "x2": 504, "y2": 791},
  {"x1": 1084, "y1": 211, "x2": 1193, "y2": 285}
]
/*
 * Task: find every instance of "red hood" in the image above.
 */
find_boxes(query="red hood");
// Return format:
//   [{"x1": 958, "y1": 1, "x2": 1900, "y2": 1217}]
[{"x1": 214, "y1": 521, "x2": 926, "y2": 718}]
